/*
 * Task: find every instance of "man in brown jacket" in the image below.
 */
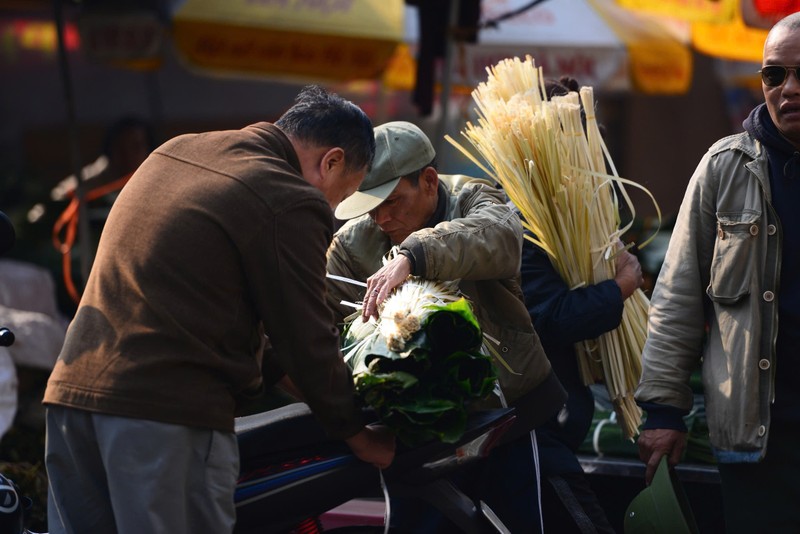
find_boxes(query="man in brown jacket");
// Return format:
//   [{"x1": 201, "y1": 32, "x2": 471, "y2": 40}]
[{"x1": 43, "y1": 86, "x2": 395, "y2": 534}]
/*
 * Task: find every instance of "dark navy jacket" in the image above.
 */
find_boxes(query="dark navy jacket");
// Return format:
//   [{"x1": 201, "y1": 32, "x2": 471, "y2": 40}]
[{"x1": 520, "y1": 232, "x2": 624, "y2": 472}]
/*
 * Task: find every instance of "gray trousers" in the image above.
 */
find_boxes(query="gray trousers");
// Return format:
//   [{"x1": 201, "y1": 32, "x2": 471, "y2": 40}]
[{"x1": 45, "y1": 406, "x2": 239, "y2": 534}]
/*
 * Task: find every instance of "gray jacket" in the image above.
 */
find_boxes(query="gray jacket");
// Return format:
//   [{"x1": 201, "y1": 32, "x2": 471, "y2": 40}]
[
  {"x1": 327, "y1": 174, "x2": 566, "y2": 438},
  {"x1": 636, "y1": 132, "x2": 780, "y2": 461}
]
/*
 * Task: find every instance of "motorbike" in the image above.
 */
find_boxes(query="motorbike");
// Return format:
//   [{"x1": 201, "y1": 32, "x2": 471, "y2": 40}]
[
  {"x1": 234, "y1": 402, "x2": 517, "y2": 533},
  {"x1": 0, "y1": 327, "x2": 14, "y2": 348},
  {"x1": 0, "y1": 319, "x2": 516, "y2": 534},
  {"x1": 0, "y1": 326, "x2": 37, "y2": 534}
]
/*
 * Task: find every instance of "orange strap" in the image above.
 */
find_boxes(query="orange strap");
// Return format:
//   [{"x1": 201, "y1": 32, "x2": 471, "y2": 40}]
[{"x1": 52, "y1": 174, "x2": 133, "y2": 304}]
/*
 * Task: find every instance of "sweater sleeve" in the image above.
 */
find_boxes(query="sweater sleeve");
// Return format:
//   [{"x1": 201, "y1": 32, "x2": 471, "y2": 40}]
[
  {"x1": 247, "y1": 199, "x2": 364, "y2": 440},
  {"x1": 638, "y1": 401, "x2": 689, "y2": 432}
]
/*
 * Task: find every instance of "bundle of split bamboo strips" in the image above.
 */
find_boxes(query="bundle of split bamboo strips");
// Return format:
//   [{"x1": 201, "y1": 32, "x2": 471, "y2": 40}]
[{"x1": 446, "y1": 55, "x2": 660, "y2": 439}]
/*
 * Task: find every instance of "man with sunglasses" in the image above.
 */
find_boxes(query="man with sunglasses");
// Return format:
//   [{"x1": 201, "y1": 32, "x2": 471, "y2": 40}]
[{"x1": 635, "y1": 12, "x2": 800, "y2": 533}]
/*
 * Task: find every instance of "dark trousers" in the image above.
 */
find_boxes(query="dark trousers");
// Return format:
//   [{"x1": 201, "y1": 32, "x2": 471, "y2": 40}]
[
  {"x1": 535, "y1": 423, "x2": 616, "y2": 534},
  {"x1": 541, "y1": 472, "x2": 616, "y2": 534},
  {"x1": 389, "y1": 431, "x2": 615, "y2": 533},
  {"x1": 718, "y1": 421, "x2": 800, "y2": 534}
]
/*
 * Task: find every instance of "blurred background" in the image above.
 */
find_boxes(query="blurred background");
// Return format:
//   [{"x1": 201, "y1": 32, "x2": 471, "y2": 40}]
[
  {"x1": 0, "y1": 0, "x2": 793, "y2": 530},
  {"x1": 0, "y1": 0, "x2": 778, "y2": 312}
]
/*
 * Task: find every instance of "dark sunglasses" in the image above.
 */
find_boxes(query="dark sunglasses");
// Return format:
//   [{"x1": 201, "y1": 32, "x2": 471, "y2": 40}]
[{"x1": 759, "y1": 65, "x2": 800, "y2": 87}]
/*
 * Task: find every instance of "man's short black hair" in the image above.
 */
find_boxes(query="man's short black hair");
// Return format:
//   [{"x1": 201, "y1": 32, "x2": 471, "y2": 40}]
[
  {"x1": 403, "y1": 157, "x2": 438, "y2": 187},
  {"x1": 275, "y1": 85, "x2": 375, "y2": 173}
]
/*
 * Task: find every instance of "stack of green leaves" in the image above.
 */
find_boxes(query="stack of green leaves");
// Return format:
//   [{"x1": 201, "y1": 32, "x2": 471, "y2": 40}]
[{"x1": 342, "y1": 288, "x2": 497, "y2": 447}]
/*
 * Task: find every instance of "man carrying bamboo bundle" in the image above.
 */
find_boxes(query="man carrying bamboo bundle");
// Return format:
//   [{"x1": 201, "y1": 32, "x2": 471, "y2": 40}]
[
  {"x1": 327, "y1": 120, "x2": 567, "y2": 532},
  {"x1": 636, "y1": 12, "x2": 800, "y2": 533},
  {"x1": 517, "y1": 76, "x2": 644, "y2": 534}
]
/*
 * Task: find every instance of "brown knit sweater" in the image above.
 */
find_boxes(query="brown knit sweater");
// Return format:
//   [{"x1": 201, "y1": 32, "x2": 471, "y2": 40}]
[{"x1": 44, "y1": 123, "x2": 364, "y2": 438}]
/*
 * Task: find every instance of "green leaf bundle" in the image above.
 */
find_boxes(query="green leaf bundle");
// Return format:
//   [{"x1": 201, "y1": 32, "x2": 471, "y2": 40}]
[{"x1": 342, "y1": 279, "x2": 496, "y2": 446}]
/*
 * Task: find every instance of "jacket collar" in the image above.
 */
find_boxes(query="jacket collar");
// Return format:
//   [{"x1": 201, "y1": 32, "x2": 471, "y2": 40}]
[
  {"x1": 245, "y1": 122, "x2": 303, "y2": 176},
  {"x1": 424, "y1": 183, "x2": 449, "y2": 228},
  {"x1": 743, "y1": 103, "x2": 800, "y2": 181}
]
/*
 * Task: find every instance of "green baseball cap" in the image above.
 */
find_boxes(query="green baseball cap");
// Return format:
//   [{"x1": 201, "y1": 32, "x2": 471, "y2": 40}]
[
  {"x1": 335, "y1": 121, "x2": 436, "y2": 220},
  {"x1": 624, "y1": 456, "x2": 700, "y2": 534}
]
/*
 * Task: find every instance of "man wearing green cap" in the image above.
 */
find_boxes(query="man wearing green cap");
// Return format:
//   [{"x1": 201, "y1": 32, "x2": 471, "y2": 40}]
[{"x1": 326, "y1": 120, "x2": 566, "y2": 532}]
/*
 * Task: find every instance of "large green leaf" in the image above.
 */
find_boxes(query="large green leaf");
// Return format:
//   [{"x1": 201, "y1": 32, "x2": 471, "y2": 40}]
[
  {"x1": 380, "y1": 397, "x2": 467, "y2": 445},
  {"x1": 342, "y1": 295, "x2": 496, "y2": 446},
  {"x1": 439, "y1": 350, "x2": 497, "y2": 399},
  {"x1": 423, "y1": 298, "x2": 483, "y2": 355},
  {"x1": 354, "y1": 371, "x2": 418, "y2": 409}
]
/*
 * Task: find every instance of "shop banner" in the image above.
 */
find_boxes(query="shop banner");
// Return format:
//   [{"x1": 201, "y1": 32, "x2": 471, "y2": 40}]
[
  {"x1": 615, "y1": 0, "x2": 736, "y2": 22},
  {"x1": 461, "y1": 0, "x2": 692, "y2": 94},
  {"x1": 172, "y1": 0, "x2": 404, "y2": 82}
]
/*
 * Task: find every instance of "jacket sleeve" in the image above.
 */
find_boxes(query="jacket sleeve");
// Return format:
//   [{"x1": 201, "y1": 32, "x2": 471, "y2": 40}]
[
  {"x1": 520, "y1": 233, "x2": 624, "y2": 347},
  {"x1": 635, "y1": 151, "x2": 717, "y2": 413},
  {"x1": 400, "y1": 181, "x2": 523, "y2": 281},
  {"x1": 248, "y1": 199, "x2": 364, "y2": 440},
  {"x1": 325, "y1": 233, "x2": 366, "y2": 327}
]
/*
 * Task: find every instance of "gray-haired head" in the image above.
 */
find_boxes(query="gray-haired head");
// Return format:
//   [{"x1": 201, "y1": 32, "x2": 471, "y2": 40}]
[{"x1": 276, "y1": 85, "x2": 375, "y2": 173}]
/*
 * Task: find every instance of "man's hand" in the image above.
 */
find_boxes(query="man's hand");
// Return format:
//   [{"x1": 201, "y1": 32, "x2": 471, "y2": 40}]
[
  {"x1": 614, "y1": 249, "x2": 644, "y2": 300},
  {"x1": 345, "y1": 425, "x2": 396, "y2": 470},
  {"x1": 277, "y1": 375, "x2": 304, "y2": 401},
  {"x1": 637, "y1": 428, "x2": 687, "y2": 485},
  {"x1": 362, "y1": 255, "x2": 412, "y2": 321}
]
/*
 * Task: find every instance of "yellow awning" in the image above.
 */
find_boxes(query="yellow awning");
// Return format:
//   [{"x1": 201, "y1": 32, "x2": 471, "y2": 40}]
[
  {"x1": 591, "y1": 0, "x2": 693, "y2": 94},
  {"x1": 615, "y1": 0, "x2": 736, "y2": 22},
  {"x1": 692, "y1": 5, "x2": 769, "y2": 62},
  {"x1": 615, "y1": 0, "x2": 773, "y2": 64},
  {"x1": 172, "y1": 0, "x2": 404, "y2": 82}
]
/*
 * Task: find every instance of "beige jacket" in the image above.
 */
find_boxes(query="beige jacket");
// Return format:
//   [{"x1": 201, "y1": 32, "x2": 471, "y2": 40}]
[{"x1": 636, "y1": 132, "x2": 779, "y2": 461}]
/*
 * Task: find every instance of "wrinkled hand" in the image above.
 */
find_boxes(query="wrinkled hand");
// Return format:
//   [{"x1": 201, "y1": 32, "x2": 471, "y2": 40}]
[
  {"x1": 614, "y1": 249, "x2": 644, "y2": 300},
  {"x1": 345, "y1": 425, "x2": 396, "y2": 470},
  {"x1": 362, "y1": 255, "x2": 412, "y2": 321},
  {"x1": 637, "y1": 428, "x2": 687, "y2": 485}
]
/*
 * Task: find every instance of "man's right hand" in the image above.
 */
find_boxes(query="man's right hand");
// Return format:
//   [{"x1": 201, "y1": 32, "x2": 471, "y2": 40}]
[
  {"x1": 362, "y1": 254, "x2": 412, "y2": 321},
  {"x1": 614, "y1": 249, "x2": 644, "y2": 300},
  {"x1": 637, "y1": 428, "x2": 687, "y2": 485},
  {"x1": 345, "y1": 425, "x2": 396, "y2": 470}
]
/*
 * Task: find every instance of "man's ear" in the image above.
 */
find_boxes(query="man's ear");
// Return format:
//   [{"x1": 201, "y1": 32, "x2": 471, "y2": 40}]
[
  {"x1": 320, "y1": 147, "x2": 346, "y2": 180},
  {"x1": 420, "y1": 166, "x2": 439, "y2": 194}
]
